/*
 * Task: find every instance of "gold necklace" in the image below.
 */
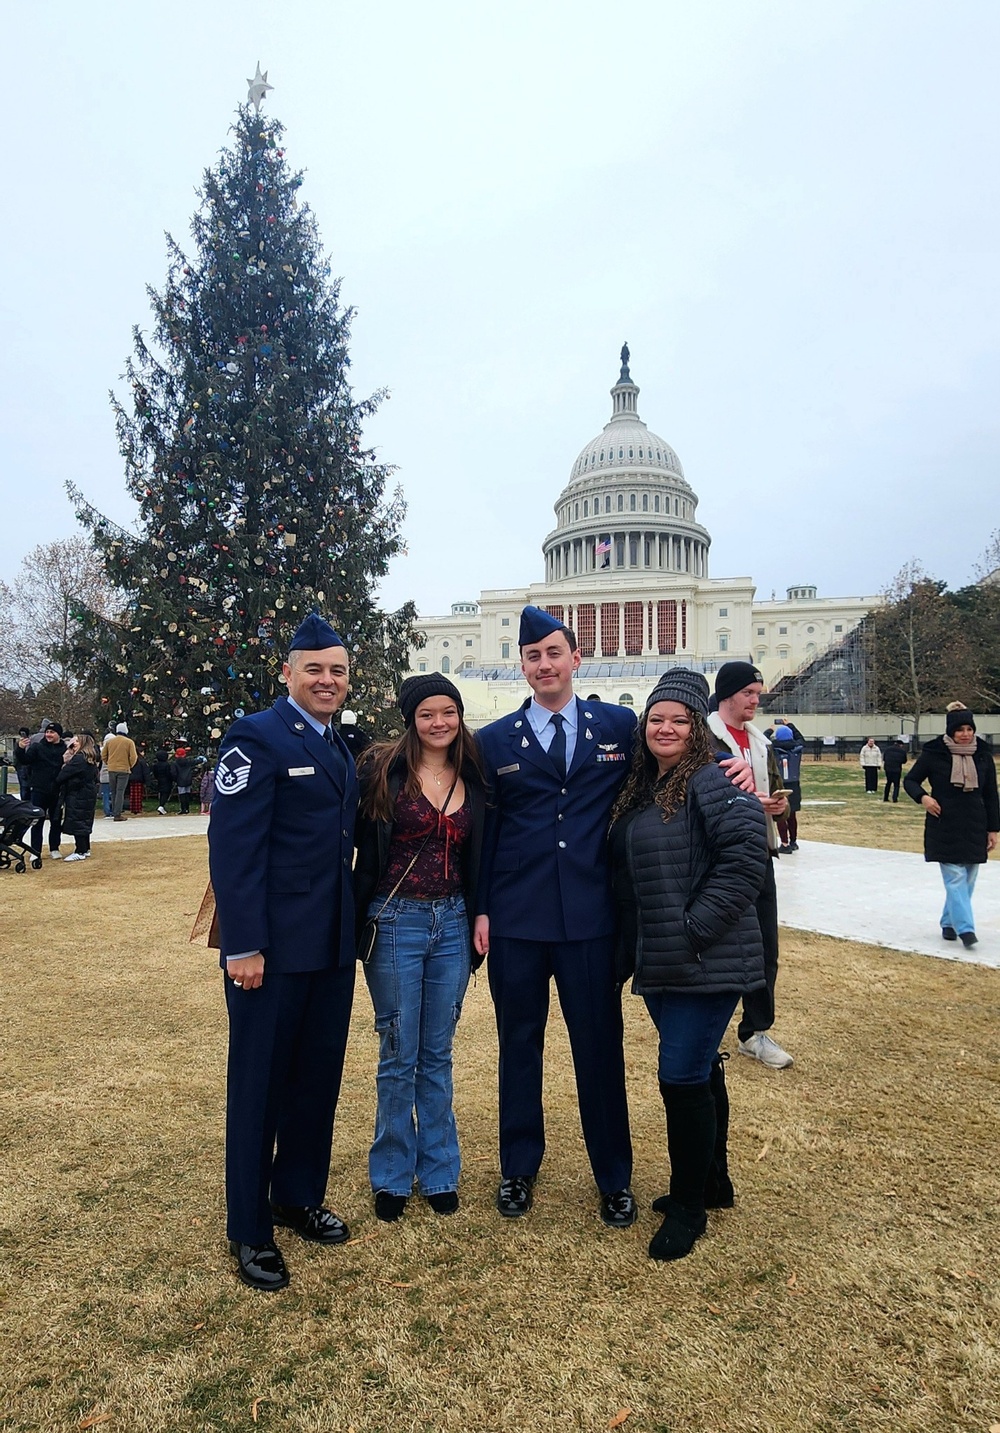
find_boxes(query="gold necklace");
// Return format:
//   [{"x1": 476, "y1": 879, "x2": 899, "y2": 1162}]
[{"x1": 420, "y1": 762, "x2": 450, "y2": 787}]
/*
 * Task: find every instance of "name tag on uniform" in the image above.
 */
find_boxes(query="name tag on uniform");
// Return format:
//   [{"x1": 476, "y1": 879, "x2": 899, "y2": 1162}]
[
  {"x1": 497, "y1": 763, "x2": 520, "y2": 775},
  {"x1": 288, "y1": 766, "x2": 315, "y2": 776}
]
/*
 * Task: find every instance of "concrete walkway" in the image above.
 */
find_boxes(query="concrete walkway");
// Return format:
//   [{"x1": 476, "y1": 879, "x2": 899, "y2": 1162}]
[
  {"x1": 774, "y1": 840, "x2": 999, "y2": 970},
  {"x1": 89, "y1": 812, "x2": 210, "y2": 842},
  {"x1": 85, "y1": 814, "x2": 999, "y2": 970}
]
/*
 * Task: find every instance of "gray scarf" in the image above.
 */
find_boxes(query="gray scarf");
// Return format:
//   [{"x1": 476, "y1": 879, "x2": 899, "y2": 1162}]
[{"x1": 943, "y1": 735, "x2": 979, "y2": 791}]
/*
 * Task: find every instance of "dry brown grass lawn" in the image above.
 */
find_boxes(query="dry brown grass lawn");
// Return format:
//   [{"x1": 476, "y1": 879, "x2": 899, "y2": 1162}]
[{"x1": 2, "y1": 838, "x2": 999, "y2": 1433}]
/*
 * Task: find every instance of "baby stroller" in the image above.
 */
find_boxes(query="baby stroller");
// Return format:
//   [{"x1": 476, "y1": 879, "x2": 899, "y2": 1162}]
[{"x1": 0, "y1": 793, "x2": 45, "y2": 872}]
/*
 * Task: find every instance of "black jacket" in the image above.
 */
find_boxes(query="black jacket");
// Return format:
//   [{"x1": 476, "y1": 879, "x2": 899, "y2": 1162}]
[
  {"x1": 151, "y1": 754, "x2": 176, "y2": 793},
  {"x1": 130, "y1": 758, "x2": 151, "y2": 786},
  {"x1": 882, "y1": 743, "x2": 908, "y2": 778},
  {"x1": 609, "y1": 762, "x2": 768, "y2": 995},
  {"x1": 55, "y1": 754, "x2": 99, "y2": 836},
  {"x1": 904, "y1": 736, "x2": 999, "y2": 865},
  {"x1": 353, "y1": 755, "x2": 487, "y2": 969},
  {"x1": 24, "y1": 737, "x2": 67, "y2": 796}
]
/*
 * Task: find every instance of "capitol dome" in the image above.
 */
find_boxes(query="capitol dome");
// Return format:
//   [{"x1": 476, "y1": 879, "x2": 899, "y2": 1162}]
[{"x1": 541, "y1": 347, "x2": 711, "y2": 586}]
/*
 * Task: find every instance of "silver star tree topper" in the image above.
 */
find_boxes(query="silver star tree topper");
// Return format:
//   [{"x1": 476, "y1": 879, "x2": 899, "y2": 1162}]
[{"x1": 247, "y1": 64, "x2": 274, "y2": 112}]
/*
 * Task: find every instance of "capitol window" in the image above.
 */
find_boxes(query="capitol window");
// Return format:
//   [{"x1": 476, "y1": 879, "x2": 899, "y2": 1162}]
[
  {"x1": 583, "y1": 499, "x2": 589, "y2": 516},
  {"x1": 617, "y1": 494, "x2": 624, "y2": 511},
  {"x1": 574, "y1": 502, "x2": 579, "y2": 519},
  {"x1": 642, "y1": 494, "x2": 648, "y2": 511},
  {"x1": 719, "y1": 607, "x2": 728, "y2": 617},
  {"x1": 718, "y1": 633, "x2": 729, "y2": 652},
  {"x1": 618, "y1": 693, "x2": 634, "y2": 707},
  {"x1": 778, "y1": 647, "x2": 789, "y2": 660},
  {"x1": 442, "y1": 640, "x2": 449, "y2": 647},
  {"x1": 654, "y1": 495, "x2": 660, "y2": 512},
  {"x1": 779, "y1": 626, "x2": 787, "y2": 635},
  {"x1": 501, "y1": 642, "x2": 510, "y2": 659},
  {"x1": 418, "y1": 662, "x2": 427, "y2": 672},
  {"x1": 465, "y1": 638, "x2": 473, "y2": 647},
  {"x1": 441, "y1": 657, "x2": 450, "y2": 673},
  {"x1": 628, "y1": 447, "x2": 634, "y2": 458},
  {"x1": 501, "y1": 617, "x2": 510, "y2": 626},
  {"x1": 605, "y1": 496, "x2": 611, "y2": 513},
  {"x1": 835, "y1": 624, "x2": 843, "y2": 633},
  {"x1": 618, "y1": 447, "x2": 624, "y2": 459},
  {"x1": 629, "y1": 493, "x2": 636, "y2": 511},
  {"x1": 757, "y1": 627, "x2": 765, "y2": 636}
]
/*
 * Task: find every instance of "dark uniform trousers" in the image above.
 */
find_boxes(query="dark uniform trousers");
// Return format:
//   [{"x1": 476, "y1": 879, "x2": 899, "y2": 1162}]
[
  {"x1": 738, "y1": 856, "x2": 778, "y2": 1042},
  {"x1": 224, "y1": 962, "x2": 356, "y2": 1246},
  {"x1": 487, "y1": 934, "x2": 632, "y2": 1196}
]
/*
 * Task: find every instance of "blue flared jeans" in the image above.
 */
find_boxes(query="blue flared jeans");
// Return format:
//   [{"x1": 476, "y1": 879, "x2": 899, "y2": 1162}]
[
  {"x1": 938, "y1": 863, "x2": 979, "y2": 937},
  {"x1": 363, "y1": 894, "x2": 472, "y2": 1197}
]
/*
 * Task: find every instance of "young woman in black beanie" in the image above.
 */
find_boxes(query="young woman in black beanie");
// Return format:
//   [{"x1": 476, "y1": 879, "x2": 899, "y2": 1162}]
[
  {"x1": 904, "y1": 703, "x2": 999, "y2": 948},
  {"x1": 353, "y1": 675, "x2": 488, "y2": 1221},
  {"x1": 609, "y1": 669, "x2": 769, "y2": 1261}
]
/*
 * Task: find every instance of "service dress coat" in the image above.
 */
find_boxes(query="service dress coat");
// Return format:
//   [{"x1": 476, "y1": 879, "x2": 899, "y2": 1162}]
[
  {"x1": 208, "y1": 696, "x2": 357, "y2": 972},
  {"x1": 476, "y1": 696, "x2": 637, "y2": 941}
]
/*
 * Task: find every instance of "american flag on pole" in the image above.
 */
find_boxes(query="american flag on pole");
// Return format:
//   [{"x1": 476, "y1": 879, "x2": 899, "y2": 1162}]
[{"x1": 595, "y1": 538, "x2": 611, "y2": 568}]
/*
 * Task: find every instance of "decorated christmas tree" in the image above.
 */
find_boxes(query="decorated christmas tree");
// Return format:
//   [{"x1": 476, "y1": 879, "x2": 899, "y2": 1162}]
[{"x1": 71, "y1": 73, "x2": 416, "y2": 746}]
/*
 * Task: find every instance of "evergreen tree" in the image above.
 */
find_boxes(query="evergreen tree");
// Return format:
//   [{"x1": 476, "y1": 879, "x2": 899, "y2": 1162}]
[{"x1": 71, "y1": 99, "x2": 415, "y2": 747}]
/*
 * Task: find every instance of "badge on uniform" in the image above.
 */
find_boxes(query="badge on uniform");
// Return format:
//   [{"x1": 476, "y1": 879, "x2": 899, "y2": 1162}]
[{"x1": 215, "y1": 746, "x2": 252, "y2": 794}]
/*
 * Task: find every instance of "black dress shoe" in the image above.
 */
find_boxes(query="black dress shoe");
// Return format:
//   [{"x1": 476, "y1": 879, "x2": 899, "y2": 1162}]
[
  {"x1": 229, "y1": 1240, "x2": 289, "y2": 1291},
  {"x1": 960, "y1": 931, "x2": 978, "y2": 948},
  {"x1": 374, "y1": 1191, "x2": 408, "y2": 1222},
  {"x1": 270, "y1": 1203, "x2": 350, "y2": 1244},
  {"x1": 600, "y1": 1187, "x2": 638, "y2": 1228},
  {"x1": 496, "y1": 1175, "x2": 534, "y2": 1217},
  {"x1": 942, "y1": 926, "x2": 958, "y2": 941},
  {"x1": 426, "y1": 1190, "x2": 459, "y2": 1215}
]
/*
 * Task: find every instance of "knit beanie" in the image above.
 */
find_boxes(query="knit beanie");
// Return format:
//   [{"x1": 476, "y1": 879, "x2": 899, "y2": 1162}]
[
  {"x1": 116, "y1": 721, "x2": 129, "y2": 734},
  {"x1": 945, "y1": 707, "x2": 976, "y2": 736},
  {"x1": 48, "y1": 722, "x2": 64, "y2": 738},
  {"x1": 714, "y1": 661, "x2": 764, "y2": 702},
  {"x1": 644, "y1": 669, "x2": 710, "y2": 719},
  {"x1": 398, "y1": 674, "x2": 464, "y2": 726},
  {"x1": 773, "y1": 724, "x2": 794, "y2": 742}
]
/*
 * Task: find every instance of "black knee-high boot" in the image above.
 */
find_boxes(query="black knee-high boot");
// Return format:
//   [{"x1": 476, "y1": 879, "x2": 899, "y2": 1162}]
[
  {"x1": 704, "y1": 1054, "x2": 734, "y2": 1209},
  {"x1": 649, "y1": 1080, "x2": 713, "y2": 1262}
]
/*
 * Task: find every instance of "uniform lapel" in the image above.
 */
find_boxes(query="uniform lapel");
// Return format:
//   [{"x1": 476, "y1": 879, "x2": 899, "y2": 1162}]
[
  {"x1": 506, "y1": 700, "x2": 553, "y2": 776},
  {"x1": 567, "y1": 696, "x2": 599, "y2": 779}
]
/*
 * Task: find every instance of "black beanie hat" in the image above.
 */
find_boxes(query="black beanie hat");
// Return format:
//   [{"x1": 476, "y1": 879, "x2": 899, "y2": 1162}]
[
  {"x1": 714, "y1": 661, "x2": 764, "y2": 703},
  {"x1": 398, "y1": 674, "x2": 464, "y2": 726},
  {"x1": 47, "y1": 722, "x2": 65, "y2": 738},
  {"x1": 644, "y1": 669, "x2": 710, "y2": 719},
  {"x1": 945, "y1": 707, "x2": 976, "y2": 736}
]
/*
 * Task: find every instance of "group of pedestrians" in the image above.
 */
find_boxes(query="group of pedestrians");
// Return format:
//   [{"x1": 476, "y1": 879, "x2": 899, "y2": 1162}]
[
  {"x1": 858, "y1": 736, "x2": 909, "y2": 801},
  {"x1": 208, "y1": 611, "x2": 796, "y2": 1292}
]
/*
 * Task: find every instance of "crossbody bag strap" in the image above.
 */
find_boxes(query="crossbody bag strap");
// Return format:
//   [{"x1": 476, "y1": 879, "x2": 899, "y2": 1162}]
[{"x1": 370, "y1": 770, "x2": 460, "y2": 921}]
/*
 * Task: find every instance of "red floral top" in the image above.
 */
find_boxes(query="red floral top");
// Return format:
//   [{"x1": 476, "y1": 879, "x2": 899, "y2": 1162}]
[{"x1": 377, "y1": 790, "x2": 472, "y2": 900}]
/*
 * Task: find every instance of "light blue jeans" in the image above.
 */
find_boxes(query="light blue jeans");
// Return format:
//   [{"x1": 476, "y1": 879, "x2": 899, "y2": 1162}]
[
  {"x1": 939, "y1": 863, "x2": 979, "y2": 936},
  {"x1": 363, "y1": 894, "x2": 471, "y2": 1197}
]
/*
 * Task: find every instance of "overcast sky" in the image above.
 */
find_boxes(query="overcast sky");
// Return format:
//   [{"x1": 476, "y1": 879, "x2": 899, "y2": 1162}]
[{"x1": 2, "y1": 0, "x2": 997, "y2": 617}]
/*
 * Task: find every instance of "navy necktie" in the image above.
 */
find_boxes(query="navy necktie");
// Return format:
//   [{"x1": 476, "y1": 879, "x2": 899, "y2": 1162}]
[
  {"x1": 549, "y1": 712, "x2": 566, "y2": 779},
  {"x1": 323, "y1": 726, "x2": 335, "y2": 745}
]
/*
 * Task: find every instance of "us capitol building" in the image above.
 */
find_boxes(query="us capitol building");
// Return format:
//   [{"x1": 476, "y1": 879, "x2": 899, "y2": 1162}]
[{"x1": 407, "y1": 348, "x2": 877, "y2": 722}]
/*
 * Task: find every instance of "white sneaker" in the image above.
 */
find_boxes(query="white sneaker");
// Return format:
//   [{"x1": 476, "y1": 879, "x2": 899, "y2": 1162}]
[
  {"x1": 738, "y1": 1032, "x2": 794, "y2": 1069},
  {"x1": 64, "y1": 852, "x2": 86, "y2": 862},
  {"x1": 158, "y1": 806, "x2": 166, "y2": 815},
  {"x1": 49, "y1": 850, "x2": 63, "y2": 860}
]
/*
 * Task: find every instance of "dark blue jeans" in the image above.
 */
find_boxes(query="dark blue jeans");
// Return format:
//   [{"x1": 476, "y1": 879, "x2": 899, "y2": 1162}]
[{"x1": 643, "y1": 990, "x2": 740, "y2": 1084}]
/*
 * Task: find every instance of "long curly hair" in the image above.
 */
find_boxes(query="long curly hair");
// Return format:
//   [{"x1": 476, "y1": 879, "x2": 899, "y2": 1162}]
[
  {"x1": 610, "y1": 706, "x2": 715, "y2": 825},
  {"x1": 357, "y1": 718, "x2": 486, "y2": 822}
]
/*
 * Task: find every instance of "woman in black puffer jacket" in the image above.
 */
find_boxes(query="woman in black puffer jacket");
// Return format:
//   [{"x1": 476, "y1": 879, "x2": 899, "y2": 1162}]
[
  {"x1": 609, "y1": 670, "x2": 768, "y2": 1262},
  {"x1": 56, "y1": 733, "x2": 100, "y2": 862},
  {"x1": 903, "y1": 703, "x2": 999, "y2": 949}
]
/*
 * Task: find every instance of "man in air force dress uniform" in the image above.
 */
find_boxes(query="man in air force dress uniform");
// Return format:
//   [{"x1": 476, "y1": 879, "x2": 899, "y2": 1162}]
[
  {"x1": 208, "y1": 614, "x2": 358, "y2": 1290},
  {"x1": 474, "y1": 607, "x2": 637, "y2": 1229}
]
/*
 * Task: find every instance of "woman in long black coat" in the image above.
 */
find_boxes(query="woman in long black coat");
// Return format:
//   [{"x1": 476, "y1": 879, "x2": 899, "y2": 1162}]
[
  {"x1": 56, "y1": 733, "x2": 100, "y2": 862},
  {"x1": 904, "y1": 704, "x2": 999, "y2": 949}
]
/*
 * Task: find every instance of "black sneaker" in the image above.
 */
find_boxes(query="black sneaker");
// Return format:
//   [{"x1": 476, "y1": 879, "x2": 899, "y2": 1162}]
[
  {"x1": 959, "y1": 931, "x2": 978, "y2": 948},
  {"x1": 496, "y1": 1176, "x2": 534, "y2": 1217},
  {"x1": 942, "y1": 926, "x2": 958, "y2": 941},
  {"x1": 600, "y1": 1188, "x2": 638, "y2": 1228}
]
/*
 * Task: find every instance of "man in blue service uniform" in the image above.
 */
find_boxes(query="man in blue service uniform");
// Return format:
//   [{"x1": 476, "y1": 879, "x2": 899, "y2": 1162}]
[
  {"x1": 474, "y1": 606, "x2": 637, "y2": 1228},
  {"x1": 208, "y1": 613, "x2": 358, "y2": 1291}
]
